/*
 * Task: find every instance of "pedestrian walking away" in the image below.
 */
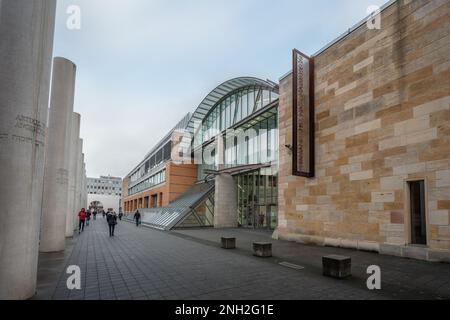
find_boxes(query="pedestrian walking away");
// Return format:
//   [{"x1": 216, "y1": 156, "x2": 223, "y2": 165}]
[
  {"x1": 106, "y1": 210, "x2": 118, "y2": 237},
  {"x1": 134, "y1": 210, "x2": 141, "y2": 227},
  {"x1": 78, "y1": 208, "x2": 87, "y2": 234},
  {"x1": 118, "y1": 211, "x2": 123, "y2": 221},
  {"x1": 86, "y1": 210, "x2": 92, "y2": 227}
]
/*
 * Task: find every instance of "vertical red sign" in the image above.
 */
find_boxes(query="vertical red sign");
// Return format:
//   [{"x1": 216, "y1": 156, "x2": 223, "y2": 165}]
[{"x1": 292, "y1": 49, "x2": 315, "y2": 177}]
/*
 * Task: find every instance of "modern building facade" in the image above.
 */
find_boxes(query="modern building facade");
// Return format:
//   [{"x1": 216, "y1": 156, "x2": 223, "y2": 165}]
[
  {"x1": 122, "y1": 0, "x2": 449, "y2": 261},
  {"x1": 87, "y1": 175, "x2": 122, "y2": 211},
  {"x1": 123, "y1": 78, "x2": 280, "y2": 230},
  {"x1": 189, "y1": 78, "x2": 280, "y2": 229},
  {"x1": 87, "y1": 175, "x2": 122, "y2": 196},
  {"x1": 122, "y1": 113, "x2": 198, "y2": 216}
]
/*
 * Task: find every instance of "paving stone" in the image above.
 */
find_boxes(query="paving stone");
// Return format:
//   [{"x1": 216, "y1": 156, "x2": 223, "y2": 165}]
[{"x1": 34, "y1": 219, "x2": 450, "y2": 300}]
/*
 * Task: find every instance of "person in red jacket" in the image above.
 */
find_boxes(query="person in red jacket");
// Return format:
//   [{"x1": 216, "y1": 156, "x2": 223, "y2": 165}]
[{"x1": 78, "y1": 208, "x2": 87, "y2": 234}]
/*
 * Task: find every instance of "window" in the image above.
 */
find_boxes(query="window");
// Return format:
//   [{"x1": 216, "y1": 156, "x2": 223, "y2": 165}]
[
  {"x1": 163, "y1": 142, "x2": 172, "y2": 161},
  {"x1": 248, "y1": 89, "x2": 255, "y2": 114},
  {"x1": 241, "y1": 89, "x2": 248, "y2": 119},
  {"x1": 263, "y1": 90, "x2": 270, "y2": 106},
  {"x1": 224, "y1": 98, "x2": 230, "y2": 131},
  {"x1": 230, "y1": 95, "x2": 236, "y2": 126},
  {"x1": 156, "y1": 149, "x2": 163, "y2": 164},
  {"x1": 255, "y1": 89, "x2": 263, "y2": 110}
]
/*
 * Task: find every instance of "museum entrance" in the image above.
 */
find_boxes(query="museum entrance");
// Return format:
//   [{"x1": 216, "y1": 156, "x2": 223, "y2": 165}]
[{"x1": 235, "y1": 167, "x2": 278, "y2": 230}]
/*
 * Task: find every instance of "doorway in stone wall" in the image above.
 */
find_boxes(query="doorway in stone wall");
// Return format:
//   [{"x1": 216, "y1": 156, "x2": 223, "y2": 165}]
[{"x1": 408, "y1": 180, "x2": 427, "y2": 245}]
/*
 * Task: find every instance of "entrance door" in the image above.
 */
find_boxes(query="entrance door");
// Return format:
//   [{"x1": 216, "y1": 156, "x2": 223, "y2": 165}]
[
  {"x1": 236, "y1": 169, "x2": 277, "y2": 230},
  {"x1": 244, "y1": 172, "x2": 257, "y2": 228},
  {"x1": 409, "y1": 180, "x2": 427, "y2": 245}
]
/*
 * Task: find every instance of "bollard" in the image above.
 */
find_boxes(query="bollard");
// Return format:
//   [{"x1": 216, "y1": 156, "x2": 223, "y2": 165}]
[
  {"x1": 221, "y1": 237, "x2": 236, "y2": 249},
  {"x1": 322, "y1": 255, "x2": 352, "y2": 279},
  {"x1": 253, "y1": 242, "x2": 272, "y2": 257}
]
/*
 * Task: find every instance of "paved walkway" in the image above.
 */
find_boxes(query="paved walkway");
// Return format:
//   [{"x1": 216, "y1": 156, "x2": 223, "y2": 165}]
[{"x1": 35, "y1": 219, "x2": 450, "y2": 300}]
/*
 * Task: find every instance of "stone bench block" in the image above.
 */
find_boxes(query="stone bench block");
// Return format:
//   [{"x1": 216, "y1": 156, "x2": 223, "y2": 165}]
[
  {"x1": 322, "y1": 255, "x2": 351, "y2": 279},
  {"x1": 221, "y1": 237, "x2": 236, "y2": 249},
  {"x1": 253, "y1": 242, "x2": 272, "y2": 257}
]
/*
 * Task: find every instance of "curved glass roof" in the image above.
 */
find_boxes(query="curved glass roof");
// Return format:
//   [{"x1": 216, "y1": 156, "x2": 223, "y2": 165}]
[{"x1": 186, "y1": 77, "x2": 278, "y2": 137}]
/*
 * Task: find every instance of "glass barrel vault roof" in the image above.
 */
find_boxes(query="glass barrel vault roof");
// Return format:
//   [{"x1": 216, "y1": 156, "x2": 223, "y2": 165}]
[{"x1": 186, "y1": 77, "x2": 278, "y2": 137}]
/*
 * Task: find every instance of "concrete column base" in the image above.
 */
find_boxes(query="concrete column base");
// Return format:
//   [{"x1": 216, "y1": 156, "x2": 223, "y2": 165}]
[{"x1": 213, "y1": 173, "x2": 238, "y2": 228}]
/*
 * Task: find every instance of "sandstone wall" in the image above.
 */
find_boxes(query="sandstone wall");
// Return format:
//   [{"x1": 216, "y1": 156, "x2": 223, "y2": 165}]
[{"x1": 277, "y1": 0, "x2": 450, "y2": 256}]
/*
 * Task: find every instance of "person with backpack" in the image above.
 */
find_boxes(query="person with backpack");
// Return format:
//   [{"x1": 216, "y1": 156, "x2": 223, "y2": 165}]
[
  {"x1": 106, "y1": 210, "x2": 118, "y2": 237},
  {"x1": 134, "y1": 210, "x2": 141, "y2": 227},
  {"x1": 78, "y1": 208, "x2": 87, "y2": 234},
  {"x1": 86, "y1": 210, "x2": 92, "y2": 227}
]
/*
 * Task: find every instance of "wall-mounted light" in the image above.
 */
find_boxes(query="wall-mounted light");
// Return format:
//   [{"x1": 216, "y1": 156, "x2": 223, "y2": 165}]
[{"x1": 285, "y1": 144, "x2": 293, "y2": 153}]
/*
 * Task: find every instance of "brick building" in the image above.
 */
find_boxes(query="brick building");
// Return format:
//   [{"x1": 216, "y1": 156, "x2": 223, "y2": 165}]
[{"x1": 122, "y1": 113, "x2": 197, "y2": 213}]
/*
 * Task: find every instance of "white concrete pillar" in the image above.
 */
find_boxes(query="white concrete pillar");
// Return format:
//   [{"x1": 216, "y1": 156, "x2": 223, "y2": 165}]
[
  {"x1": 66, "y1": 113, "x2": 80, "y2": 237},
  {"x1": 85, "y1": 171, "x2": 88, "y2": 209},
  {"x1": 0, "y1": 0, "x2": 57, "y2": 300},
  {"x1": 74, "y1": 139, "x2": 83, "y2": 212},
  {"x1": 82, "y1": 163, "x2": 87, "y2": 209},
  {"x1": 40, "y1": 58, "x2": 77, "y2": 253},
  {"x1": 78, "y1": 152, "x2": 85, "y2": 210},
  {"x1": 72, "y1": 139, "x2": 83, "y2": 232},
  {"x1": 214, "y1": 174, "x2": 238, "y2": 228}
]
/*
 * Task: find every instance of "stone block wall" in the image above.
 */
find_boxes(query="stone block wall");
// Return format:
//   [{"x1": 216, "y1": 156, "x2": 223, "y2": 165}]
[{"x1": 277, "y1": 0, "x2": 450, "y2": 255}]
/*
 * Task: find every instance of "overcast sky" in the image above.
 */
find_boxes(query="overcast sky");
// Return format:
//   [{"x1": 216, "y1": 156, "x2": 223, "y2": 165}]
[{"x1": 53, "y1": 0, "x2": 389, "y2": 178}]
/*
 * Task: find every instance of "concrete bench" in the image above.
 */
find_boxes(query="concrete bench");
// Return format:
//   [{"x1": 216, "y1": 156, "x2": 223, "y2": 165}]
[
  {"x1": 221, "y1": 237, "x2": 236, "y2": 249},
  {"x1": 322, "y1": 255, "x2": 351, "y2": 279},
  {"x1": 253, "y1": 242, "x2": 272, "y2": 257}
]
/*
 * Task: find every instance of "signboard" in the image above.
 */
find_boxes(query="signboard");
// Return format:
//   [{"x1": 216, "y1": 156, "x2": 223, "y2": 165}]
[{"x1": 292, "y1": 49, "x2": 315, "y2": 177}]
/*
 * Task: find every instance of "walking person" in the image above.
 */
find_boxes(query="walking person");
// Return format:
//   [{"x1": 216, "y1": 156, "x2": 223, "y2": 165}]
[
  {"x1": 93, "y1": 209, "x2": 97, "y2": 220},
  {"x1": 134, "y1": 210, "x2": 141, "y2": 227},
  {"x1": 86, "y1": 210, "x2": 92, "y2": 227},
  {"x1": 106, "y1": 210, "x2": 118, "y2": 237},
  {"x1": 118, "y1": 211, "x2": 123, "y2": 221},
  {"x1": 78, "y1": 208, "x2": 87, "y2": 234},
  {"x1": 102, "y1": 210, "x2": 106, "y2": 219}
]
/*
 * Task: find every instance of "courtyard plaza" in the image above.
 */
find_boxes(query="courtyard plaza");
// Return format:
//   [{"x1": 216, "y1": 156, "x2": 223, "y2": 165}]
[{"x1": 34, "y1": 217, "x2": 450, "y2": 300}]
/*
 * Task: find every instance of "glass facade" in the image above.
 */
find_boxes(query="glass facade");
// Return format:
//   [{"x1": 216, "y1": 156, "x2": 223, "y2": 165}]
[
  {"x1": 195, "y1": 83, "x2": 279, "y2": 230},
  {"x1": 236, "y1": 167, "x2": 278, "y2": 230},
  {"x1": 198, "y1": 107, "x2": 278, "y2": 181},
  {"x1": 178, "y1": 191, "x2": 215, "y2": 228},
  {"x1": 194, "y1": 86, "x2": 279, "y2": 148},
  {"x1": 130, "y1": 141, "x2": 171, "y2": 183},
  {"x1": 128, "y1": 169, "x2": 166, "y2": 196}
]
